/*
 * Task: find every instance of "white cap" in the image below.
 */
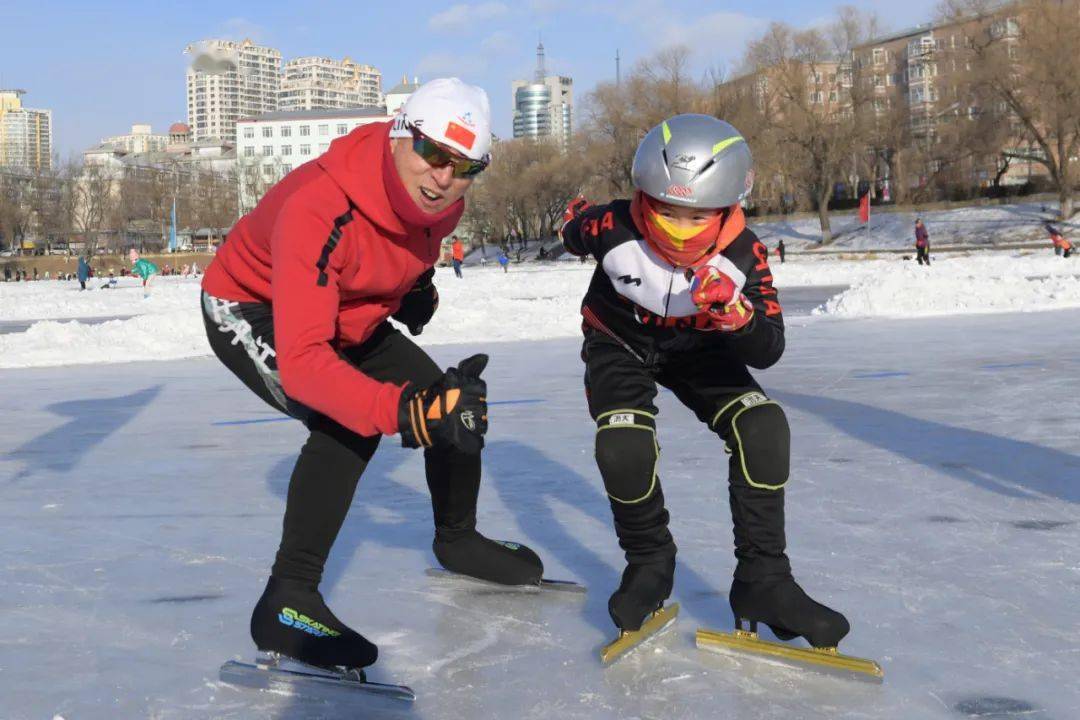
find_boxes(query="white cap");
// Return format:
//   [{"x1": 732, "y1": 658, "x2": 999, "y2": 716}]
[{"x1": 389, "y1": 78, "x2": 492, "y2": 160}]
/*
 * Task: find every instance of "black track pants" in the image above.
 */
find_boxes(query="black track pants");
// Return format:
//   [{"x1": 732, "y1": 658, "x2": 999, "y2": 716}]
[
  {"x1": 202, "y1": 291, "x2": 481, "y2": 586},
  {"x1": 582, "y1": 329, "x2": 791, "y2": 582}
]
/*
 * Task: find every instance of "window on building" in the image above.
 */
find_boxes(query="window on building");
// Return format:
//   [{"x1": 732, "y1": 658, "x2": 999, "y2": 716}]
[
  {"x1": 263, "y1": 145, "x2": 272, "y2": 156},
  {"x1": 282, "y1": 164, "x2": 293, "y2": 173},
  {"x1": 262, "y1": 126, "x2": 273, "y2": 138},
  {"x1": 243, "y1": 127, "x2": 254, "y2": 138},
  {"x1": 263, "y1": 165, "x2": 274, "y2": 177},
  {"x1": 319, "y1": 143, "x2": 329, "y2": 153},
  {"x1": 337, "y1": 123, "x2": 348, "y2": 135},
  {"x1": 244, "y1": 146, "x2": 254, "y2": 157},
  {"x1": 281, "y1": 126, "x2": 292, "y2": 137},
  {"x1": 872, "y1": 48, "x2": 884, "y2": 65},
  {"x1": 318, "y1": 124, "x2": 329, "y2": 136},
  {"x1": 300, "y1": 144, "x2": 311, "y2": 155},
  {"x1": 300, "y1": 125, "x2": 311, "y2": 136},
  {"x1": 829, "y1": 91, "x2": 837, "y2": 102}
]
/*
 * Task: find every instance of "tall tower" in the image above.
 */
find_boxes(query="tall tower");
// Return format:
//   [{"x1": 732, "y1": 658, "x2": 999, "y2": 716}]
[{"x1": 512, "y1": 41, "x2": 572, "y2": 147}]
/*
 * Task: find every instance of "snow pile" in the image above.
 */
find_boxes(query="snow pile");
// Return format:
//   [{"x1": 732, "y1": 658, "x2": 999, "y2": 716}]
[
  {"x1": 817, "y1": 252, "x2": 1080, "y2": 318},
  {"x1": 0, "y1": 275, "x2": 200, "y2": 321},
  {"x1": 2, "y1": 252, "x2": 1079, "y2": 369}
]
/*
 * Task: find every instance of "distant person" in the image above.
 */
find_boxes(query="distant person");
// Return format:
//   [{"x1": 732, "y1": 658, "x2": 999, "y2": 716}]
[
  {"x1": 497, "y1": 248, "x2": 509, "y2": 273},
  {"x1": 77, "y1": 256, "x2": 90, "y2": 290},
  {"x1": 129, "y1": 249, "x2": 159, "y2": 298},
  {"x1": 777, "y1": 239, "x2": 786, "y2": 264},
  {"x1": 32, "y1": 267, "x2": 39, "y2": 281},
  {"x1": 3, "y1": 266, "x2": 9, "y2": 282},
  {"x1": 914, "y1": 219, "x2": 930, "y2": 266},
  {"x1": 1046, "y1": 223, "x2": 1073, "y2": 258},
  {"x1": 191, "y1": 260, "x2": 200, "y2": 276},
  {"x1": 451, "y1": 234, "x2": 464, "y2": 278}
]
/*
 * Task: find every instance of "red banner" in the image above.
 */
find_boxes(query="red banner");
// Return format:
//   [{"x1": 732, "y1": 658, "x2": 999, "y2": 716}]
[{"x1": 858, "y1": 193, "x2": 870, "y2": 224}]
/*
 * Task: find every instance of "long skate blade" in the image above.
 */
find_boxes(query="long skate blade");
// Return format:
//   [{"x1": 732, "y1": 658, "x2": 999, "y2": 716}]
[
  {"x1": 425, "y1": 567, "x2": 586, "y2": 594},
  {"x1": 600, "y1": 603, "x2": 680, "y2": 666},
  {"x1": 219, "y1": 654, "x2": 416, "y2": 702},
  {"x1": 695, "y1": 628, "x2": 884, "y2": 683}
]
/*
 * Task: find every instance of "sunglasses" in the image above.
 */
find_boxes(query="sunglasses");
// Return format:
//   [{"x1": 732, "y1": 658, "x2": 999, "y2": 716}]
[{"x1": 410, "y1": 126, "x2": 488, "y2": 178}]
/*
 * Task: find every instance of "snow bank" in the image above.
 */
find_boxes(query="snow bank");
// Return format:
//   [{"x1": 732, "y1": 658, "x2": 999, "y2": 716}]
[
  {"x1": 817, "y1": 253, "x2": 1080, "y2": 318},
  {"x1": 752, "y1": 198, "x2": 1071, "y2": 250},
  {"x1": 2, "y1": 252, "x2": 1079, "y2": 369}
]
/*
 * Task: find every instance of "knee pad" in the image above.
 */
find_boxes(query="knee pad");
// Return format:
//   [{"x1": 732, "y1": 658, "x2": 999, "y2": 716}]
[
  {"x1": 712, "y1": 394, "x2": 790, "y2": 490},
  {"x1": 595, "y1": 409, "x2": 659, "y2": 504}
]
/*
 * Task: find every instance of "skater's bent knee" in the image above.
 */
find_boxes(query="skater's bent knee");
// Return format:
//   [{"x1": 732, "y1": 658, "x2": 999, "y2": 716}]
[
  {"x1": 595, "y1": 409, "x2": 659, "y2": 504},
  {"x1": 723, "y1": 401, "x2": 790, "y2": 490}
]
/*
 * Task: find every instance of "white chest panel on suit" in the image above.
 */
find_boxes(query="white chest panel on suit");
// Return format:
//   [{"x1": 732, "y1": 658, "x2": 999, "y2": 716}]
[{"x1": 600, "y1": 239, "x2": 747, "y2": 318}]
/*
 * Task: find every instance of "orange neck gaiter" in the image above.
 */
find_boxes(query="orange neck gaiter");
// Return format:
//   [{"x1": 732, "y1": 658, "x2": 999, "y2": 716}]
[{"x1": 630, "y1": 191, "x2": 746, "y2": 267}]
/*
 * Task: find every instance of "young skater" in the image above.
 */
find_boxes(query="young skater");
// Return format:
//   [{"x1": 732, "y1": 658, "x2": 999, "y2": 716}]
[{"x1": 561, "y1": 114, "x2": 852, "y2": 666}]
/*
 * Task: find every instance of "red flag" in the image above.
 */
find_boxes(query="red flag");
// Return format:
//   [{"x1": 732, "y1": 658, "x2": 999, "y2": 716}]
[{"x1": 858, "y1": 192, "x2": 870, "y2": 224}]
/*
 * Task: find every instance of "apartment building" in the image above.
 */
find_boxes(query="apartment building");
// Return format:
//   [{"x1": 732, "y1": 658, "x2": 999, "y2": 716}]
[
  {"x1": 235, "y1": 107, "x2": 391, "y2": 210},
  {"x1": 99, "y1": 124, "x2": 170, "y2": 154},
  {"x1": 0, "y1": 90, "x2": 52, "y2": 171},
  {"x1": 280, "y1": 56, "x2": 382, "y2": 111},
  {"x1": 185, "y1": 39, "x2": 282, "y2": 143}
]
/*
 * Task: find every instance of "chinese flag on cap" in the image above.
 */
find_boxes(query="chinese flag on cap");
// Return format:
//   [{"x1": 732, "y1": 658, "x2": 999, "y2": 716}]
[{"x1": 444, "y1": 121, "x2": 476, "y2": 151}]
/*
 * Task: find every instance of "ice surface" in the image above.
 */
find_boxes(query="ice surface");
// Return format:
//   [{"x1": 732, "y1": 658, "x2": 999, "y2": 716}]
[{"x1": 2, "y1": 309, "x2": 1078, "y2": 719}]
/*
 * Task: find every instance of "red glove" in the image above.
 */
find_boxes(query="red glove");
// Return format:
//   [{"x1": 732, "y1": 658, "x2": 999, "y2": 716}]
[
  {"x1": 562, "y1": 195, "x2": 591, "y2": 225},
  {"x1": 689, "y1": 266, "x2": 754, "y2": 333}
]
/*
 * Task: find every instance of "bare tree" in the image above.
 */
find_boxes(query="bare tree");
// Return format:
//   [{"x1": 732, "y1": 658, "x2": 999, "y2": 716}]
[
  {"x1": 943, "y1": 0, "x2": 1080, "y2": 218},
  {"x1": 70, "y1": 161, "x2": 117, "y2": 257}
]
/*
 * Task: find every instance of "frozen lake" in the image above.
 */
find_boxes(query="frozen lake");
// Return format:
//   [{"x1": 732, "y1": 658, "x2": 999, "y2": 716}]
[{"x1": 2, "y1": 310, "x2": 1078, "y2": 719}]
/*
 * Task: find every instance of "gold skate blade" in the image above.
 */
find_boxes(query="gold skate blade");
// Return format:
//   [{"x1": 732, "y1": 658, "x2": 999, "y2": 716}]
[
  {"x1": 600, "y1": 603, "x2": 680, "y2": 666},
  {"x1": 696, "y1": 628, "x2": 884, "y2": 683}
]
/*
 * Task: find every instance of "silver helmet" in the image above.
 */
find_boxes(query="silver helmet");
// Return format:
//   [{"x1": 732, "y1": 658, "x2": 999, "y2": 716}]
[{"x1": 631, "y1": 114, "x2": 754, "y2": 209}]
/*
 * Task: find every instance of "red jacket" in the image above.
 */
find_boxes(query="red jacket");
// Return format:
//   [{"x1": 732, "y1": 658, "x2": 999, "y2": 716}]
[
  {"x1": 451, "y1": 240, "x2": 464, "y2": 262},
  {"x1": 203, "y1": 122, "x2": 462, "y2": 437}
]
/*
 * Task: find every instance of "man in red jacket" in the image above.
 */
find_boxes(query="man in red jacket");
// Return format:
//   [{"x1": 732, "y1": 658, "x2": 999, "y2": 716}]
[{"x1": 201, "y1": 78, "x2": 543, "y2": 673}]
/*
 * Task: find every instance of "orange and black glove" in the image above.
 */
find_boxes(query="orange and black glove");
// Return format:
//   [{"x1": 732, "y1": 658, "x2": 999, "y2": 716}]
[
  {"x1": 399, "y1": 354, "x2": 489, "y2": 454},
  {"x1": 689, "y1": 266, "x2": 754, "y2": 333},
  {"x1": 562, "y1": 195, "x2": 591, "y2": 225},
  {"x1": 392, "y1": 268, "x2": 439, "y2": 336}
]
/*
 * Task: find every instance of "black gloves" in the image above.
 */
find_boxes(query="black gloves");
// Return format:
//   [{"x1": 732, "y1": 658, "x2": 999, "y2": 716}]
[
  {"x1": 399, "y1": 354, "x2": 489, "y2": 454},
  {"x1": 392, "y1": 268, "x2": 438, "y2": 336}
]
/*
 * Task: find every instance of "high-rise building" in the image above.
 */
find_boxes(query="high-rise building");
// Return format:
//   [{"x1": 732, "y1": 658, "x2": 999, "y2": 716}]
[
  {"x1": 99, "y1": 124, "x2": 170, "y2": 154},
  {"x1": 185, "y1": 39, "x2": 282, "y2": 143},
  {"x1": 512, "y1": 42, "x2": 572, "y2": 146},
  {"x1": 280, "y1": 56, "x2": 382, "y2": 111},
  {"x1": 0, "y1": 89, "x2": 52, "y2": 171}
]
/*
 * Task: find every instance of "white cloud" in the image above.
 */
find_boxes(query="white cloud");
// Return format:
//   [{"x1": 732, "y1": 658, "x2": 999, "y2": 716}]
[
  {"x1": 653, "y1": 12, "x2": 770, "y2": 65},
  {"x1": 481, "y1": 30, "x2": 515, "y2": 55},
  {"x1": 415, "y1": 52, "x2": 487, "y2": 80},
  {"x1": 428, "y1": 2, "x2": 510, "y2": 32}
]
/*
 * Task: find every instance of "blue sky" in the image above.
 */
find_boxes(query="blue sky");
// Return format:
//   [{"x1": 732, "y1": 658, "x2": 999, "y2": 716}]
[{"x1": 2, "y1": 0, "x2": 942, "y2": 160}]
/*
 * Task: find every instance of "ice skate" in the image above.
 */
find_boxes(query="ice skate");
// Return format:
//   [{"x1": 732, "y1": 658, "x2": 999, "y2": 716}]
[
  {"x1": 218, "y1": 578, "x2": 417, "y2": 700},
  {"x1": 431, "y1": 529, "x2": 551, "y2": 587},
  {"x1": 600, "y1": 559, "x2": 679, "y2": 665},
  {"x1": 696, "y1": 576, "x2": 883, "y2": 682},
  {"x1": 249, "y1": 577, "x2": 378, "y2": 670}
]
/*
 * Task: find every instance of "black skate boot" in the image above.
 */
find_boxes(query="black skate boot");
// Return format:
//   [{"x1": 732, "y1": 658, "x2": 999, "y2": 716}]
[
  {"x1": 433, "y1": 530, "x2": 544, "y2": 586},
  {"x1": 250, "y1": 577, "x2": 378, "y2": 669},
  {"x1": 608, "y1": 557, "x2": 676, "y2": 631},
  {"x1": 729, "y1": 575, "x2": 849, "y2": 648}
]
